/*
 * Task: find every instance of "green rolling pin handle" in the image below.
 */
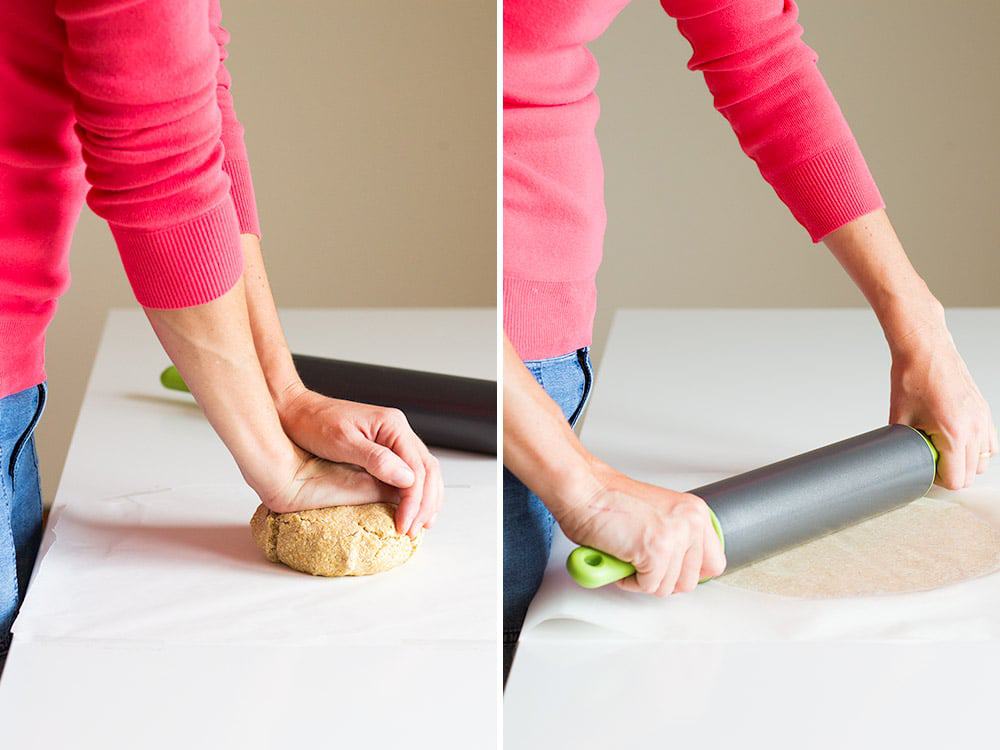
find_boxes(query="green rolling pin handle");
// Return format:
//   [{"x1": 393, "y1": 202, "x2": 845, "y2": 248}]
[
  {"x1": 908, "y1": 426, "x2": 939, "y2": 467},
  {"x1": 567, "y1": 507, "x2": 726, "y2": 589},
  {"x1": 160, "y1": 365, "x2": 190, "y2": 393}
]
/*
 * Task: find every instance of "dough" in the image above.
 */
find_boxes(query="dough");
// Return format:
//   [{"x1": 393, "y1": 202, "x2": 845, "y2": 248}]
[
  {"x1": 720, "y1": 498, "x2": 1000, "y2": 599},
  {"x1": 250, "y1": 502, "x2": 420, "y2": 577}
]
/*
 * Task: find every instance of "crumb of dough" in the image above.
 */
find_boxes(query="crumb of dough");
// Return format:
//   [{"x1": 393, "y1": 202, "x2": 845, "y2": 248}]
[
  {"x1": 250, "y1": 502, "x2": 420, "y2": 577},
  {"x1": 719, "y1": 498, "x2": 1000, "y2": 599}
]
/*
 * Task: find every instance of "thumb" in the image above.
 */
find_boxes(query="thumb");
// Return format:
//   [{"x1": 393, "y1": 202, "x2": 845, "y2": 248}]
[{"x1": 346, "y1": 439, "x2": 416, "y2": 489}]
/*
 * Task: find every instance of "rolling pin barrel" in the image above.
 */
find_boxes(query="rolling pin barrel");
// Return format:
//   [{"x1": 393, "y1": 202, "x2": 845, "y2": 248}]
[
  {"x1": 697, "y1": 424, "x2": 937, "y2": 570},
  {"x1": 161, "y1": 355, "x2": 497, "y2": 455}
]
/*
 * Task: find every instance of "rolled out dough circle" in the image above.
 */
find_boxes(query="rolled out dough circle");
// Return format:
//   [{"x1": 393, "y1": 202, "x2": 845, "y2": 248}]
[
  {"x1": 720, "y1": 498, "x2": 1000, "y2": 599},
  {"x1": 250, "y1": 502, "x2": 420, "y2": 577}
]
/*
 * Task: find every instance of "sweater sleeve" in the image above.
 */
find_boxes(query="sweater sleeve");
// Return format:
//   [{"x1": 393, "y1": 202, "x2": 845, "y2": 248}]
[
  {"x1": 210, "y1": 0, "x2": 261, "y2": 238},
  {"x1": 660, "y1": 0, "x2": 884, "y2": 242},
  {"x1": 56, "y1": 0, "x2": 243, "y2": 308}
]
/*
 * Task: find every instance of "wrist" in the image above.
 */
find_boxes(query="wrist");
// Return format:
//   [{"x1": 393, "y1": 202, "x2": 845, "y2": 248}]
[
  {"x1": 540, "y1": 449, "x2": 616, "y2": 524},
  {"x1": 272, "y1": 374, "x2": 307, "y2": 416},
  {"x1": 241, "y1": 435, "x2": 301, "y2": 502},
  {"x1": 875, "y1": 288, "x2": 948, "y2": 358}
]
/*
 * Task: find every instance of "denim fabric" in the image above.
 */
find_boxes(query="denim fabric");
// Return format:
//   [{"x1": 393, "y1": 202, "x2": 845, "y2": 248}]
[
  {"x1": 0, "y1": 382, "x2": 46, "y2": 656},
  {"x1": 504, "y1": 349, "x2": 593, "y2": 647}
]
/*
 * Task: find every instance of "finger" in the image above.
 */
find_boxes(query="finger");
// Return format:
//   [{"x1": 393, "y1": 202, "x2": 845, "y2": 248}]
[
  {"x1": 383, "y1": 443, "x2": 427, "y2": 534},
  {"x1": 615, "y1": 575, "x2": 645, "y2": 594},
  {"x1": 654, "y1": 547, "x2": 686, "y2": 598},
  {"x1": 673, "y1": 542, "x2": 703, "y2": 594},
  {"x1": 965, "y1": 439, "x2": 979, "y2": 488},
  {"x1": 625, "y1": 561, "x2": 663, "y2": 595},
  {"x1": 408, "y1": 455, "x2": 439, "y2": 537},
  {"x1": 424, "y1": 512, "x2": 439, "y2": 529},
  {"x1": 977, "y1": 448, "x2": 990, "y2": 476},
  {"x1": 394, "y1": 460, "x2": 425, "y2": 535},
  {"x1": 976, "y1": 423, "x2": 991, "y2": 474},
  {"x1": 376, "y1": 417, "x2": 430, "y2": 534},
  {"x1": 990, "y1": 422, "x2": 999, "y2": 457},
  {"x1": 701, "y1": 516, "x2": 727, "y2": 579},
  {"x1": 934, "y1": 434, "x2": 965, "y2": 490},
  {"x1": 348, "y1": 439, "x2": 416, "y2": 489},
  {"x1": 412, "y1": 454, "x2": 444, "y2": 532}
]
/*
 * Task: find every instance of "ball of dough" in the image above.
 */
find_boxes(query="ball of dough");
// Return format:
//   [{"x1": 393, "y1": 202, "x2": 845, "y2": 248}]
[{"x1": 250, "y1": 502, "x2": 420, "y2": 577}]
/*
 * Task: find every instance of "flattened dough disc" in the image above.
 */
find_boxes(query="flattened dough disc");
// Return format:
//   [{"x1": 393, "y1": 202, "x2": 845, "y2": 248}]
[{"x1": 720, "y1": 498, "x2": 1000, "y2": 599}]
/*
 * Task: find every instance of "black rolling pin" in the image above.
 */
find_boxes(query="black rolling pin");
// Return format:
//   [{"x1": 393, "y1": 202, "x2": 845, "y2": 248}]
[{"x1": 161, "y1": 354, "x2": 496, "y2": 455}]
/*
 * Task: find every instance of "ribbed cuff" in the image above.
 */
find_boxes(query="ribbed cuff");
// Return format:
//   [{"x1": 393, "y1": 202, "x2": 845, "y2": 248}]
[
  {"x1": 110, "y1": 201, "x2": 245, "y2": 309},
  {"x1": 767, "y1": 140, "x2": 885, "y2": 243},
  {"x1": 222, "y1": 158, "x2": 261, "y2": 238}
]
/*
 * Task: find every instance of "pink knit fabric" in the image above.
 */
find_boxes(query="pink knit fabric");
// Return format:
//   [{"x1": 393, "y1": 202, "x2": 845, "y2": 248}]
[
  {"x1": 0, "y1": 0, "x2": 260, "y2": 398},
  {"x1": 503, "y1": 0, "x2": 885, "y2": 360}
]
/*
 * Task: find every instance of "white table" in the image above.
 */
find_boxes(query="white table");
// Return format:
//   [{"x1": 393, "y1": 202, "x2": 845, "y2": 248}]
[
  {"x1": 0, "y1": 309, "x2": 497, "y2": 749},
  {"x1": 505, "y1": 309, "x2": 1000, "y2": 749}
]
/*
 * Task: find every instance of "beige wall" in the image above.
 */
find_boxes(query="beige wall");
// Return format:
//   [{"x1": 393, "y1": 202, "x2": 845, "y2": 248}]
[
  {"x1": 590, "y1": 0, "x2": 999, "y2": 359},
  {"x1": 36, "y1": 1, "x2": 496, "y2": 503}
]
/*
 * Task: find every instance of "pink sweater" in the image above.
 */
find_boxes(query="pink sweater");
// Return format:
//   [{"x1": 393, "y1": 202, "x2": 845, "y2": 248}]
[
  {"x1": 0, "y1": 0, "x2": 259, "y2": 399},
  {"x1": 504, "y1": 0, "x2": 885, "y2": 360}
]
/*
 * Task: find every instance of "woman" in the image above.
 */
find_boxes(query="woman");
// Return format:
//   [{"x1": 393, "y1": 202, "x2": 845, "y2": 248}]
[
  {"x1": 0, "y1": 0, "x2": 443, "y2": 657},
  {"x1": 503, "y1": 0, "x2": 996, "y2": 662}
]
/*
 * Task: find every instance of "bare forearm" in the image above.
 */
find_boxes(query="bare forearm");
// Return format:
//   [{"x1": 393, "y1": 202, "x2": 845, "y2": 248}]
[
  {"x1": 823, "y1": 209, "x2": 945, "y2": 354},
  {"x1": 144, "y1": 278, "x2": 295, "y2": 495},
  {"x1": 502, "y1": 336, "x2": 597, "y2": 519},
  {"x1": 238, "y1": 234, "x2": 303, "y2": 409}
]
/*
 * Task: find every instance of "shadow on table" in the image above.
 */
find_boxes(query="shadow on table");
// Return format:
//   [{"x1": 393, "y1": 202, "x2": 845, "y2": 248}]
[{"x1": 51, "y1": 515, "x2": 292, "y2": 576}]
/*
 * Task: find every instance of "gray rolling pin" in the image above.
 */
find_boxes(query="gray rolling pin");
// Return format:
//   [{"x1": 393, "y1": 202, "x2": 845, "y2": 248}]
[{"x1": 567, "y1": 425, "x2": 939, "y2": 588}]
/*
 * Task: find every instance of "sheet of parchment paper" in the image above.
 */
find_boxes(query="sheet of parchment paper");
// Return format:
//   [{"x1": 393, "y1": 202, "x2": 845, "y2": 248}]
[
  {"x1": 13, "y1": 483, "x2": 494, "y2": 646},
  {"x1": 521, "y1": 488, "x2": 1000, "y2": 643}
]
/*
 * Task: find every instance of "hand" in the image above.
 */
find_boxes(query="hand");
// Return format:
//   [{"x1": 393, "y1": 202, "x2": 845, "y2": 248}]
[
  {"x1": 256, "y1": 446, "x2": 401, "y2": 515},
  {"x1": 888, "y1": 309, "x2": 997, "y2": 490},
  {"x1": 556, "y1": 461, "x2": 727, "y2": 597},
  {"x1": 275, "y1": 384, "x2": 443, "y2": 536},
  {"x1": 822, "y1": 210, "x2": 996, "y2": 489}
]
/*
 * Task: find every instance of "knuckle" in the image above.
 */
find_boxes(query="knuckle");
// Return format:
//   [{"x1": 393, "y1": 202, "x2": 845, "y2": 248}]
[
  {"x1": 676, "y1": 578, "x2": 695, "y2": 594},
  {"x1": 367, "y1": 444, "x2": 389, "y2": 465},
  {"x1": 679, "y1": 501, "x2": 705, "y2": 524},
  {"x1": 940, "y1": 475, "x2": 963, "y2": 491},
  {"x1": 709, "y1": 557, "x2": 727, "y2": 577}
]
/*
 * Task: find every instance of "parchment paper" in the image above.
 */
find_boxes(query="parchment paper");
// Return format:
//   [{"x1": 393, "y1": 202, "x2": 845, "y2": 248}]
[
  {"x1": 521, "y1": 488, "x2": 1000, "y2": 643},
  {"x1": 13, "y1": 482, "x2": 494, "y2": 646}
]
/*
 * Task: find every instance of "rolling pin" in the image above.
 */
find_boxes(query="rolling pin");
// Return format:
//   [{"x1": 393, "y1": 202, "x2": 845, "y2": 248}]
[
  {"x1": 160, "y1": 354, "x2": 496, "y2": 455},
  {"x1": 567, "y1": 425, "x2": 938, "y2": 588}
]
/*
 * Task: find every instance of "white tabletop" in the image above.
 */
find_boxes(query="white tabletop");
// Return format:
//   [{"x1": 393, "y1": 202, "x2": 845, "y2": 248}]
[
  {"x1": 505, "y1": 308, "x2": 1000, "y2": 749},
  {"x1": 0, "y1": 308, "x2": 497, "y2": 749}
]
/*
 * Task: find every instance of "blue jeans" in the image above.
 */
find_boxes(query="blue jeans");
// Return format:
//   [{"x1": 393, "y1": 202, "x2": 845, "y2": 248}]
[
  {"x1": 0, "y1": 382, "x2": 46, "y2": 656},
  {"x1": 503, "y1": 349, "x2": 593, "y2": 646}
]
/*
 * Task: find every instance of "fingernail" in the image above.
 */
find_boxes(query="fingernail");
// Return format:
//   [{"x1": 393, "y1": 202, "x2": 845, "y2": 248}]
[
  {"x1": 402, "y1": 515, "x2": 416, "y2": 537},
  {"x1": 392, "y1": 467, "x2": 416, "y2": 487}
]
